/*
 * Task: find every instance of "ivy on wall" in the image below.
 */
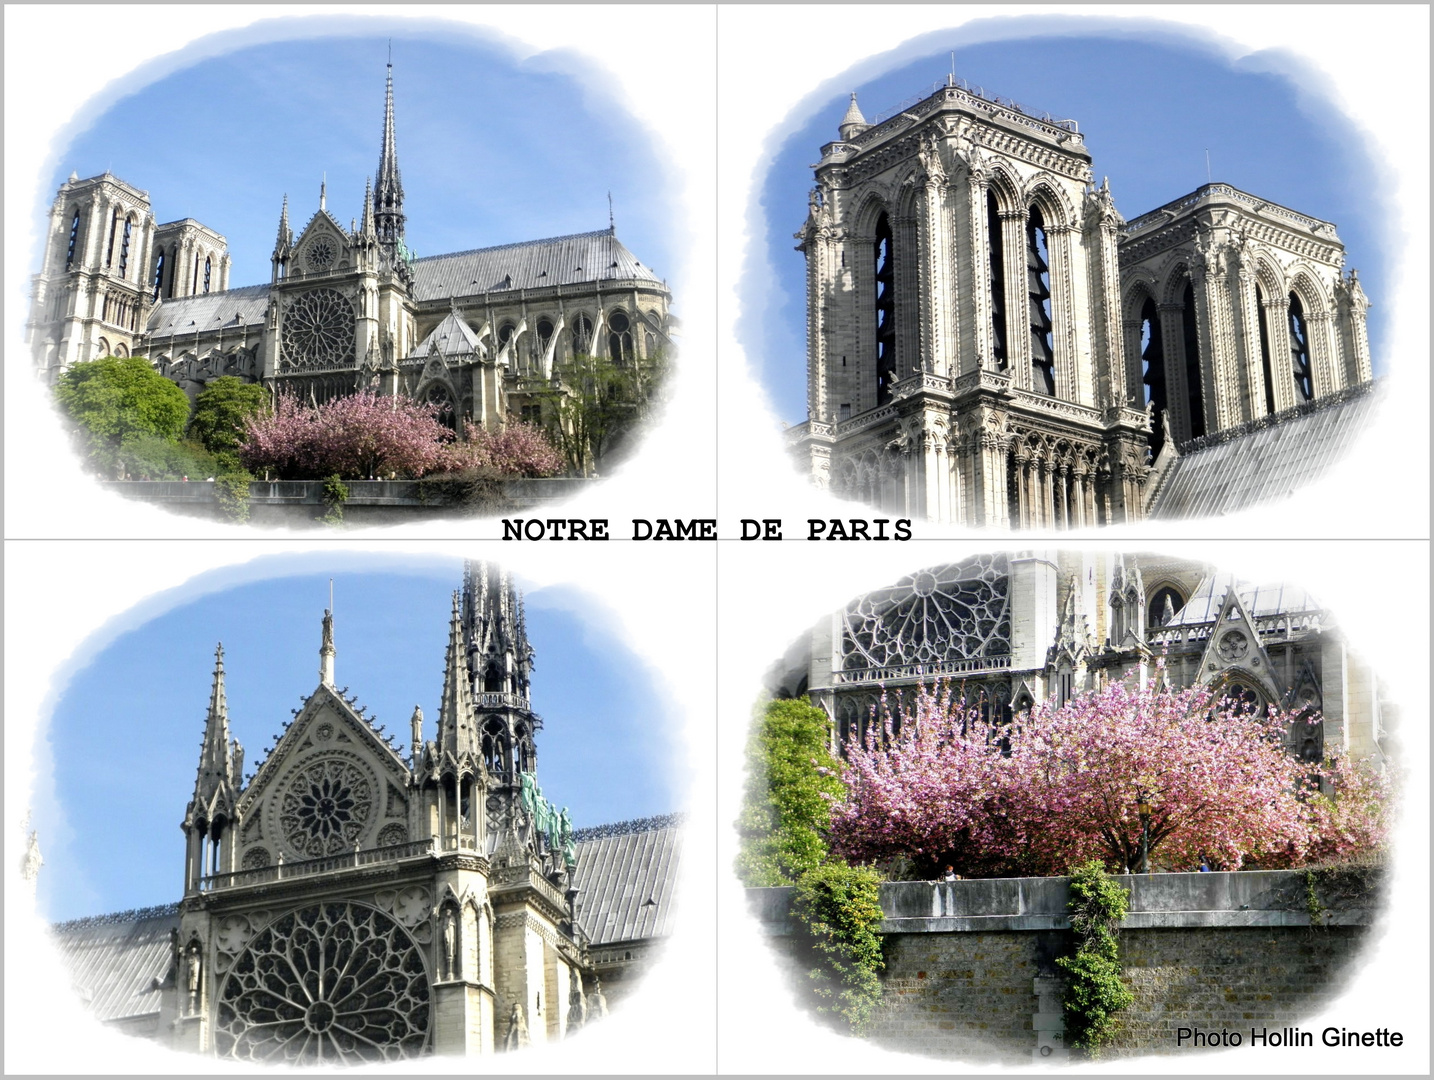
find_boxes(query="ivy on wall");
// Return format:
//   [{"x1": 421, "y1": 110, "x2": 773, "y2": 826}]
[
  {"x1": 1056, "y1": 861, "x2": 1135, "y2": 1054},
  {"x1": 793, "y1": 863, "x2": 885, "y2": 1035}
]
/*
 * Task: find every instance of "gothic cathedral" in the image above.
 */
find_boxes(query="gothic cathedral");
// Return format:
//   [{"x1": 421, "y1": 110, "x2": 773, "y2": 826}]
[
  {"x1": 160, "y1": 563, "x2": 617, "y2": 1062},
  {"x1": 26, "y1": 63, "x2": 674, "y2": 438},
  {"x1": 790, "y1": 81, "x2": 1374, "y2": 526}
]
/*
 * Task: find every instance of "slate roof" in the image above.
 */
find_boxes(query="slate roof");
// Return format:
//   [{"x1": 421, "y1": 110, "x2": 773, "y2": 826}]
[
  {"x1": 147, "y1": 283, "x2": 271, "y2": 339},
  {"x1": 1147, "y1": 384, "x2": 1379, "y2": 520},
  {"x1": 1164, "y1": 572, "x2": 1320, "y2": 628},
  {"x1": 409, "y1": 230, "x2": 662, "y2": 302},
  {"x1": 409, "y1": 309, "x2": 484, "y2": 360},
  {"x1": 572, "y1": 814, "x2": 683, "y2": 946},
  {"x1": 49, "y1": 903, "x2": 179, "y2": 1024}
]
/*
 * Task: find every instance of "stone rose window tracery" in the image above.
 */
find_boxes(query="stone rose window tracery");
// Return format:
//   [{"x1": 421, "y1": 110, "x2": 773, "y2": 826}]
[
  {"x1": 281, "y1": 288, "x2": 356, "y2": 372},
  {"x1": 216, "y1": 902, "x2": 430, "y2": 1064},
  {"x1": 842, "y1": 555, "x2": 1011, "y2": 673},
  {"x1": 306, "y1": 236, "x2": 338, "y2": 273},
  {"x1": 279, "y1": 758, "x2": 373, "y2": 858}
]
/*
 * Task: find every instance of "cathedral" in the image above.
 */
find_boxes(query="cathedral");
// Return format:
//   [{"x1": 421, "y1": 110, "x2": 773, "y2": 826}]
[
  {"x1": 789, "y1": 80, "x2": 1376, "y2": 525},
  {"x1": 48, "y1": 562, "x2": 682, "y2": 1063},
  {"x1": 770, "y1": 551, "x2": 1390, "y2": 770},
  {"x1": 26, "y1": 63, "x2": 674, "y2": 440}
]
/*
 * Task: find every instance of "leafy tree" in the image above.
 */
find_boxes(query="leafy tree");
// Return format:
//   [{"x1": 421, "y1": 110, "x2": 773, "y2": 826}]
[
  {"x1": 540, "y1": 351, "x2": 664, "y2": 476},
  {"x1": 830, "y1": 679, "x2": 1386, "y2": 878},
  {"x1": 53, "y1": 355, "x2": 191, "y2": 476},
  {"x1": 735, "y1": 697, "x2": 844, "y2": 887},
  {"x1": 188, "y1": 377, "x2": 271, "y2": 467},
  {"x1": 115, "y1": 434, "x2": 221, "y2": 481}
]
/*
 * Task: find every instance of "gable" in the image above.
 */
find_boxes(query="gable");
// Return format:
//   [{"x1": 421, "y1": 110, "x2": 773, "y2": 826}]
[{"x1": 236, "y1": 685, "x2": 413, "y2": 864}]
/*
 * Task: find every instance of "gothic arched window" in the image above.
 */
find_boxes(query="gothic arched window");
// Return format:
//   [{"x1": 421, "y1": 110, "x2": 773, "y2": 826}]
[
  {"x1": 203, "y1": 256, "x2": 212, "y2": 294},
  {"x1": 1140, "y1": 296, "x2": 1168, "y2": 456},
  {"x1": 1147, "y1": 585, "x2": 1184, "y2": 629},
  {"x1": 152, "y1": 251, "x2": 166, "y2": 300},
  {"x1": 1026, "y1": 207, "x2": 1055, "y2": 395},
  {"x1": 65, "y1": 210, "x2": 81, "y2": 270},
  {"x1": 873, "y1": 211, "x2": 896, "y2": 406},
  {"x1": 1288, "y1": 292, "x2": 1313, "y2": 401},
  {"x1": 1180, "y1": 282, "x2": 1206, "y2": 439},
  {"x1": 572, "y1": 313, "x2": 594, "y2": 354},
  {"x1": 536, "y1": 317, "x2": 554, "y2": 356},
  {"x1": 118, "y1": 217, "x2": 133, "y2": 279},
  {"x1": 1255, "y1": 284, "x2": 1277, "y2": 415},
  {"x1": 608, "y1": 310, "x2": 633, "y2": 365},
  {"x1": 986, "y1": 192, "x2": 1007, "y2": 367},
  {"x1": 106, "y1": 210, "x2": 120, "y2": 268}
]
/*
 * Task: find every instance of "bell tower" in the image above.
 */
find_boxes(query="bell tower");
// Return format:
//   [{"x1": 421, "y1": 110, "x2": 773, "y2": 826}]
[{"x1": 26, "y1": 172, "x2": 158, "y2": 379}]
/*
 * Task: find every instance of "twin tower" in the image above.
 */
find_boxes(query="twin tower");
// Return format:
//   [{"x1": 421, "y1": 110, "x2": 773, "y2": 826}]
[{"x1": 791, "y1": 81, "x2": 1373, "y2": 527}]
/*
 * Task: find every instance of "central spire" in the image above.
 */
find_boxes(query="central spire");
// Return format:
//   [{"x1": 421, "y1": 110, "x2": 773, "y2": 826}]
[{"x1": 374, "y1": 58, "x2": 405, "y2": 247}]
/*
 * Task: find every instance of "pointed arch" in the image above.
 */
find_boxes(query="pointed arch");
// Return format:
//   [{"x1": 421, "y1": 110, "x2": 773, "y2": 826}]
[{"x1": 1025, "y1": 175, "x2": 1077, "y2": 231}]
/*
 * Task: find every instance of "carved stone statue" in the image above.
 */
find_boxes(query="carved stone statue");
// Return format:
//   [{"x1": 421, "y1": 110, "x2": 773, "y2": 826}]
[
  {"x1": 504, "y1": 1003, "x2": 530, "y2": 1051},
  {"x1": 441, "y1": 907, "x2": 458, "y2": 980},
  {"x1": 917, "y1": 130, "x2": 946, "y2": 185},
  {"x1": 567, "y1": 980, "x2": 587, "y2": 1031},
  {"x1": 587, "y1": 977, "x2": 609, "y2": 1020},
  {"x1": 184, "y1": 940, "x2": 202, "y2": 1015}
]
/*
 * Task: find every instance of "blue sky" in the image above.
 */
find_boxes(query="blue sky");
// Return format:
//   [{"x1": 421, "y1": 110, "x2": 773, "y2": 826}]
[
  {"x1": 37, "y1": 557, "x2": 678, "y2": 921},
  {"x1": 746, "y1": 29, "x2": 1386, "y2": 422},
  {"x1": 46, "y1": 29, "x2": 677, "y2": 298}
]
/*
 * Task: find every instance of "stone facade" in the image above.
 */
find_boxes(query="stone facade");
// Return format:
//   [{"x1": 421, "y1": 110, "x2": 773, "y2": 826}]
[
  {"x1": 770, "y1": 551, "x2": 1390, "y2": 770},
  {"x1": 26, "y1": 64, "x2": 673, "y2": 463},
  {"x1": 788, "y1": 81, "x2": 1372, "y2": 526}
]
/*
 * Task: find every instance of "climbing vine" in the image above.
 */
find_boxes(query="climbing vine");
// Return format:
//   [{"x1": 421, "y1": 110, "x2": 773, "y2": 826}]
[
  {"x1": 1056, "y1": 860, "x2": 1134, "y2": 1055},
  {"x1": 321, "y1": 474, "x2": 349, "y2": 526},
  {"x1": 792, "y1": 863, "x2": 885, "y2": 1035}
]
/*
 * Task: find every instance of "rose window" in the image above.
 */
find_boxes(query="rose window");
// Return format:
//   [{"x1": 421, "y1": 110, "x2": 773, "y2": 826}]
[
  {"x1": 842, "y1": 555, "x2": 1010, "y2": 673},
  {"x1": 305, "y1": 236, "x2": 337, "y2": 272},
  {"x1": 281, "y1": 289, "x2": 355, "y2": 371},
  {"x1": 215, "y1": 902, "x2": 430, "y2": 1064},
  {"x1": 279, "y1": 759, "x2": 373, "y2": 858}
]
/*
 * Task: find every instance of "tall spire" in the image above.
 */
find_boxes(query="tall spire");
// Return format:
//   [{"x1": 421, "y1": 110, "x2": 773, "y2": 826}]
[
  {"x1": 462, "y1": 560, "x2": 533, "y2": 702},
  {"x1": 438, "y1": 592, "x2": 477, "y2": 757},
  {"x1": 273, "y1": 194, "x2": 292, "y2": 254},
  {"x1": 190, "y1": 645, "x2": 240, "y2": 813},
  {"x1": 374, "y1": 58, "x2": 406, "y2": 247},
  {"x1": 360, "y1": 176, "x2": 376, "y2": 238}
]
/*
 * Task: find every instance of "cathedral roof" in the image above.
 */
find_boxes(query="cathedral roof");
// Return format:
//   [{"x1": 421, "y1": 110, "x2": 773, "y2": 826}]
[
  {"x1": 1161, "y1": 573, "x2": 1320, "y2": 628},
  {"x1": 1147, "y1": 384, "x2": 1379, "y2": 521},
  {"x1": 409, "y1": 229, "x2": 662, "y2": 302},
  {"x1": 49, "y1": 903, "x2": 179, "y2": 1025},
  {"x1": 146, "y1": 283, "x2": 271, "y2": 340},
  {"x1": 409, "y1": 310, "x2": 484, "y2": 360},
  {"x1": 570, "y1": 815, "x2": 684, "y2": 946}
]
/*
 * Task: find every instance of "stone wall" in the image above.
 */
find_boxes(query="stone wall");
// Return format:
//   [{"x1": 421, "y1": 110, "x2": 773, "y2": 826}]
[{"x1": 748, "y1": 869, "x2": 1378, "y2": 1062}]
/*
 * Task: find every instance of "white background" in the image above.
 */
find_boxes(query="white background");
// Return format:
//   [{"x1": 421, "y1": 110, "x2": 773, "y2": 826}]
[{"x1": 5, "y1": 4, "x2": 1429, "y2": 1075}]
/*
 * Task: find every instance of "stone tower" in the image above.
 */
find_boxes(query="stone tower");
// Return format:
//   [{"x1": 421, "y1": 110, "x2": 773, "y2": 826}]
[
  {"x1": 26, "y1": 173, "x2": 161, "y2": 379},
  {"x1": 1118, "y1": 183, "x2": 1372, "y2": 453},
  {"x1": 792, "y1": 81, "x2": 1151, "y2": 528},
  {"x1": 163, "y1": 565, "x2": 587, "y2": 1063}
]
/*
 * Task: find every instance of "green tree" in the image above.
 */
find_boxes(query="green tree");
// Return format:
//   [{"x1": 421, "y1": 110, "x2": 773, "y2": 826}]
[
  {"x1": 188, "y1": 376, "x2": 270, "y2": 467},
  {"x1": 735, "y1": 697, "x2": 844, "y2": 888},
  {"x1": 540, "y1": 350, "x2": 665, "y2": 476},
  {"x1": 54, "y1": 355, "x2": 191, "y2": 475}
]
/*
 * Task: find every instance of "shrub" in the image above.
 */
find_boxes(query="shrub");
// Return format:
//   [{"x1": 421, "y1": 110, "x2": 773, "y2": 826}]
[{"x1": 792, "y1": 863, "x2": 885, "y2": 1035}]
